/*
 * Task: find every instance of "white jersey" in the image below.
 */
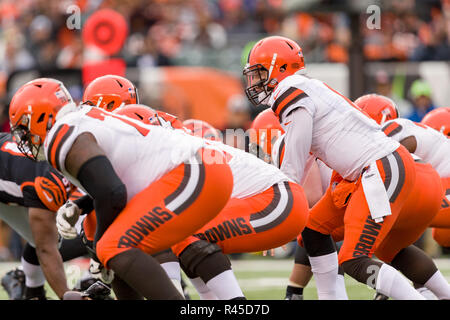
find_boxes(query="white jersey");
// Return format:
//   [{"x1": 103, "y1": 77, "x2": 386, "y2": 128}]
[
  {"x1": 206, "y1": 140, "x2": 289, "y2": 199},
  {"x1": 44, "y1": 105, "x2": 287, "y2": 201},
  {"x1": 272, "y1": 134, "x2": 331, "y2": 194},
  {"x1": 382, "y1": 118, "x2": 450, "y2": 178},
  {"x1": 44, "y1": 105, "x2": 206, "y2": 201},
  {"x1": 269, "y1": 74, "x2": 399, "y2": 182}
]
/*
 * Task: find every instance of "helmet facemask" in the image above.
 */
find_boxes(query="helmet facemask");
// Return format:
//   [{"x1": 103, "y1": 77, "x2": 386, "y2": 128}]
[
  {"x1": 10, "y1": 114, "x2": 45, "y2": 161},
  {"x1": 243, "y1": 64, "x2": 273, "y2": 106}
]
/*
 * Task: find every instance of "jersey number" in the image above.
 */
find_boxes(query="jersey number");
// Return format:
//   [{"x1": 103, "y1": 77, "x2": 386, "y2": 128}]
[{"x1": 86, "y1": 108, "x2": 150, "y2": 136}]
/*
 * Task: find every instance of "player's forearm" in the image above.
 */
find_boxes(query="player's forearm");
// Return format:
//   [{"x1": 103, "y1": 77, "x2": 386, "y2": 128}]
[{"x1": 35, "y1": 244, "x2": 69, "y2": 299}]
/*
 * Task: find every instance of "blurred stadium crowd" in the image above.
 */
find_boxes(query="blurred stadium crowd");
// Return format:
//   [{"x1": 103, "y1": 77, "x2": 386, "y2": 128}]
[{"x1": 0, "y1": 0, "x2": 448, "y2": 261}]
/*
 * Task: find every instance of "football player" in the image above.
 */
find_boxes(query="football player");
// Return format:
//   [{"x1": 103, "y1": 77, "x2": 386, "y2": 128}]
[
  {"x1": 244, "y1": 35, "x2": 428, "y2": 299},
  {"x1": 9, "y1": 78, "x2": 236, "y2": 300},
  {"x1": 83, "y1": 105, "x2": 310, "y2": 300},
  {"x1": 424, "y1": 107, "x2": 450, "y2": 251},
  {"x1": 357, "y1": 100, "x2": 450, "y2": 233},
  {"x1": 355, "y1": 95, "x2": 450, "y2": 299},
  {"x1": 0, "y1": 86, "x2": 88, "y2": 300},
  {"x1": 81, "y1": 78, "x2": 311, "y2": 300}
]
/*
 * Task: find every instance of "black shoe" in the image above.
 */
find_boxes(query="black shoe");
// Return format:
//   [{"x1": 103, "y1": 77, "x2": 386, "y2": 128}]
[
  {"x1": 82, "y1": 281, "x2": 114, "y2": 300},
  {"x1": 285, "y1": 293, "x2": 304, "y2": 300},
  {"x1": 373, "y1": 292, "x2": 389, "y2": 300},
  {"x1": 1, "y1": 268, "x2": 25, "y2": 300},
  {"x1": 24, "y1": 285, "x2": 47, "y2": 300},
  {"x1": 74, "y1": 276, "x2": 98, "y2": 292}
]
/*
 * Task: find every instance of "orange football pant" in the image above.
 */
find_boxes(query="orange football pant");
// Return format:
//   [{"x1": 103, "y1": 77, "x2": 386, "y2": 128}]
[
  {"x1": 432, "y1": 228, "x2": 450, "y2": 247},
  {"x1": 430, "y1": 177, "x2": 450, "y2": 228},
  {"x1": 95, "y1": 151, "x2": 233, "y2": 267},
  {"x1": 305, "y1": 146, "x2": 416, "y2": 264},
  {"x1": 375, "y1": 162, "x2": 442, "y2": 262},
  {"x1": 172, "y1": 181, "x2": 309, "y2": 256}
]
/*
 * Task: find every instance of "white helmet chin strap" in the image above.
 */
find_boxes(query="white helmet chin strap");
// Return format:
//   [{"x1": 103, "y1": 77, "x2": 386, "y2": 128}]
[{"x1": 380, "y1": 114, "x2": 387, "y2": 126}]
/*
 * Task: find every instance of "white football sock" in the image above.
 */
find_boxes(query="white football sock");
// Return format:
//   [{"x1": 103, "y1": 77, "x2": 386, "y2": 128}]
[
  {"x1": 189, "y1": 277, "x2": 218, "y2": 300},
  {"x1": 21, "y1": 257, "x2": 45, "y2": 288},
  {"x1": 205, "y1": 270, "x2": 244, "y2": 300},
  {"x1": 336, "y1": 274, "x2": 349, "y2": 300},
  {"x1": 160, "y1": 261, "x2": 183, "y2": 295},
  {"x1": 423, "y1": 270, "x2": 450, "y2": 300},
  {"x1": 309, "y1": 252, "x2": 339, "y2": 300},
  {"x1": 376, "y1": 264, "x2": 425, "y2": 300},
  {"x1": 416, "y1": 286, "x2": 437, "y2": 300}
]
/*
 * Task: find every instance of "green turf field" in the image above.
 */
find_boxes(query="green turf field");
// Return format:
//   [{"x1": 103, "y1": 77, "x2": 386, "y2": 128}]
[{"x1": 0, "y1": 257, "x2": 449, "y2": 300}]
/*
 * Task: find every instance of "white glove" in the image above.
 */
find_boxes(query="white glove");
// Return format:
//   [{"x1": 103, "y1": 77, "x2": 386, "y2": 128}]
[
  {"x1": 89, "y1": 259, "x2": 114, "y2": 284},
  {"x1": 56, "y1": 200, "x2": 81, "y2": 239}
]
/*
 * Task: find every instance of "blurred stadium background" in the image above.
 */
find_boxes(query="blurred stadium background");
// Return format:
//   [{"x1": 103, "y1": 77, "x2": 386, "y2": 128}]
[{"x1": 0, "y1": 0, "x2": 449, "y2": 299}]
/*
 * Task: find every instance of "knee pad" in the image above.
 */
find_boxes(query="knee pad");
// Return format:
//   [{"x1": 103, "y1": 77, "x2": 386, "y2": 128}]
[
  {"x1": 22, "y1": 242, "x2": 39, "y2": 265},
  {"x1": 294, "y1": 244, "x2": 310, "y2": 266},
  {"x1": 302, "y1": 227, "x2": 336, "y2": 257},
  {"x1": 179, "y1": 240, "x2": 230, "y2": 282},
  {"x1": 152, "y1": 249, "x2": 179, "y2": 264}
]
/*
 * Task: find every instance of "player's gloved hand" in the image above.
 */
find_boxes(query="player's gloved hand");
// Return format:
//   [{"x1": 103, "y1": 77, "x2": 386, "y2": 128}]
[
  {"x1": 56, "y1": 200, "x2": 80, "y2": 239},
  {"x1": 89, "y1": 259, "x2": 114, "y2": 284}
]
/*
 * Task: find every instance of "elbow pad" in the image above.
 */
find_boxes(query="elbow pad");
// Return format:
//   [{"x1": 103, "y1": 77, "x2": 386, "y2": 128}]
[{"x1": 77, "y1": 155, "x2": 127, "y2": 244}]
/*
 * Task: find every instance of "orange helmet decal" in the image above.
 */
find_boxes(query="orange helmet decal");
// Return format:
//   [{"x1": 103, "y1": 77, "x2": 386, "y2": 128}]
[
  {"x1": 83, "y1": 75, "x2": 138, "y2": 111},
  {"x1": 243, "y1": 36, "x2": 305, "y2": 106},
  {"x1": 421, "y1": 107, "x2": 450, "y2": 136},
  {"x1": 183, "y1": 119, "x2": 221, "y2": 141},
  {"x1": 249, "y1": 108, "x2": 284, "y2": 162},
  {"x1": 354, "y1": 94, "x2": 399, "y2": 125},
  {"x1": 9, "y1": 78, "x2": 73, "y2": 159}
]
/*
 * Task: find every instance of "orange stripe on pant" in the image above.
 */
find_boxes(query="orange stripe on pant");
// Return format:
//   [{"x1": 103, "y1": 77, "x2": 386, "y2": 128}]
[
  {"x1": 96, "y1": 151, "x2": 233, "y2": 267},
  {"x1": 305, "y1": 146, "x2": 416, "y2": 264},
  {"x1": 429, "y1": 177, "x2": 450, "y2": 228},
  {"x1": 172, "y1": 181, "x2": 309, "y2": 256}
]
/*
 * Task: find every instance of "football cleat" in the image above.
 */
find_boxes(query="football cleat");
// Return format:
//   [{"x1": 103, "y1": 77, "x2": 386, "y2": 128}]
[
  {"x1": 373, "y1": 292, "x2": 389, "y2": 300},
  {"x1": 1, "y1": 268, "x2": 26, "y2": 300},
  {"x1": 285, "y1": 293, "x2": 303, "y2": 300},
  {"x1": 24, "y1": 285, "x2": 47, "y2": 300},
  {"x1": 81, "y1": 281, "x2": 114, "y2": 300}
]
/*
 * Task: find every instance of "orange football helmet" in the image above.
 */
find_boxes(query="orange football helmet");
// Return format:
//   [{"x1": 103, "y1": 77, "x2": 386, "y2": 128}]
[
  {"x1": 354, "y1": 94, "x2": 399, "y2": 125},
  {"x1": 243, "y1": 36, "x2": 305, "y2": 106},
  {"x1": 9, "y1": 78, "x2": 74, "y2": 159},
  {"x1": 249, "y1": 108, "x2": 284, "y2": 162},
  {"x1": 114, "y1": 104, "x2": 184, "y2": 130},
  {"x1": 421, "y1": 107, "x2": 450, "y2": 136},
  {"x1": 83, "y1": 75, "x2": 138, "y2": 111},
  {"x1": 182, "y1": 119, "x2": 221, "y2": 141}
]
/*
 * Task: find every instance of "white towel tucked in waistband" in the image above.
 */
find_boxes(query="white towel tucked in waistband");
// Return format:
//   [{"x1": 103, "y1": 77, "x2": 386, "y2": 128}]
[{"x1": 361, "y1": 161, "x2": 391, "y2": 223}]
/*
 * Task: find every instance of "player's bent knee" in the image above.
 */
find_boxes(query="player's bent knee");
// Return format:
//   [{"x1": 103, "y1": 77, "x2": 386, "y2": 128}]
[
  {"x1": 153, "y1": 249, "x2": 179, "y2": 264},
  {"x1": 179, "y1": 240, "x2": 230, "y2": 282},
  {"x1": 341, "y1": 256, "x2": 382, "y2": 287},
  {"x1": 302, "y1": 227, "x2": 336, "y2": 257}
]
